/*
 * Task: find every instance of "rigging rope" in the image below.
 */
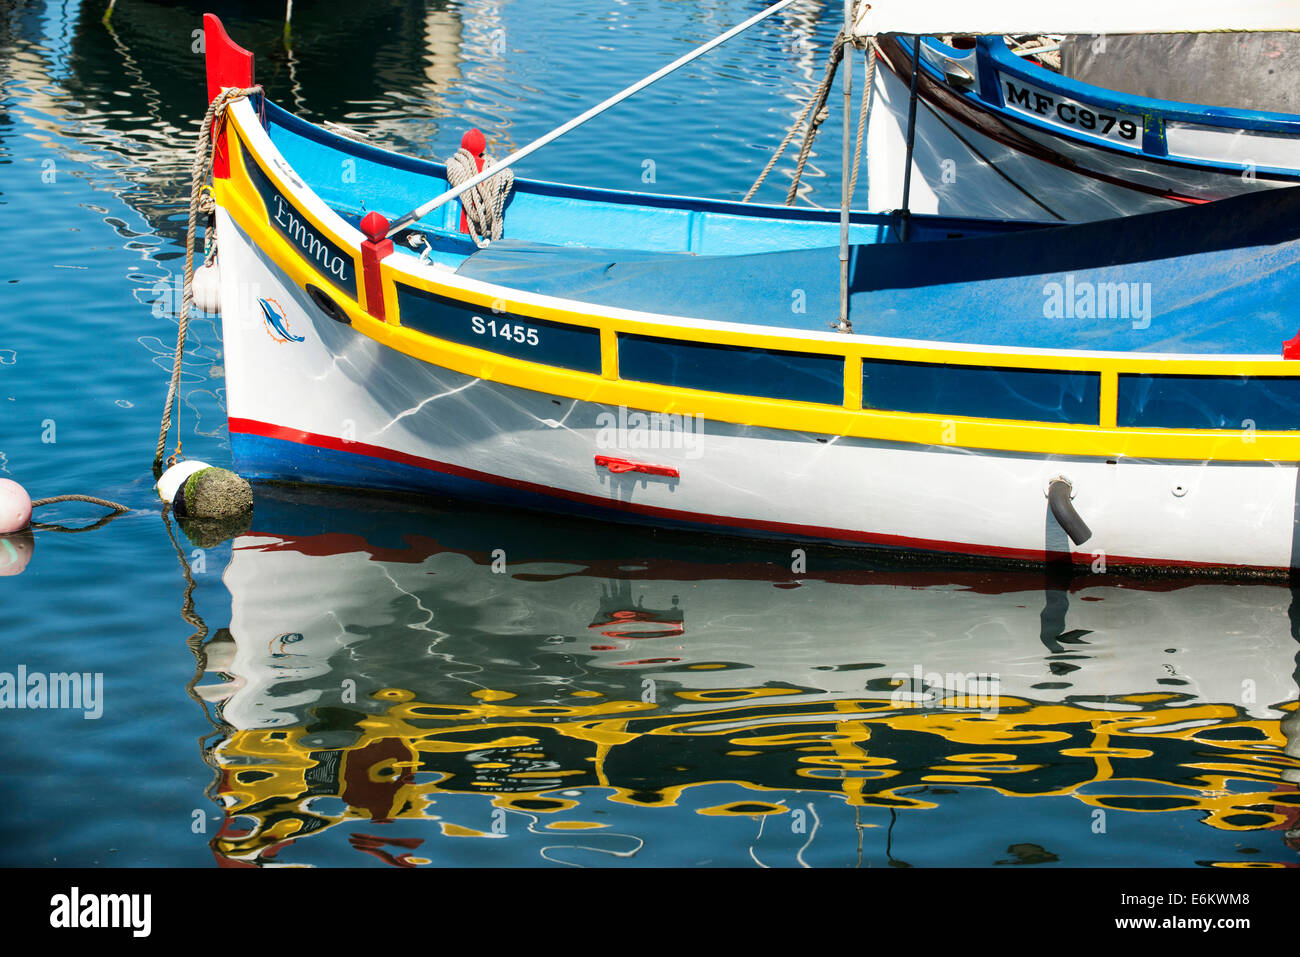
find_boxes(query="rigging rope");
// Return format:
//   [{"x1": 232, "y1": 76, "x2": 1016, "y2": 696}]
[
  {"x1": 848, "y1": 43, "x2": 876, "y2": 201},
  {"x1": 445, "y1": 148, "x2": 515, "y2": 247},
  {"x1": 153, "y1": 85, "x2": 262, "y2": 477},
  {"x1": 743, "y1": 34, "x2": 874, "y2": 206}
]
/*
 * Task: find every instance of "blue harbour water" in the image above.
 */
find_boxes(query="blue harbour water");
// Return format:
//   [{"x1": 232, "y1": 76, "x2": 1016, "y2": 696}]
[{"x1": 0, "y1": 0, "x2": 1298, "y2": 875}]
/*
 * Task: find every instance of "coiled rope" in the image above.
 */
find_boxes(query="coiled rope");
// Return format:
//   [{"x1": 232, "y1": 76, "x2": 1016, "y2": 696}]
[
  {"x1": 744, "y1": 34, "x2": 875, "y2": 206},
  {"x1": 445, "y1": 148, "x2": 514, "y2": 247},
  {"x1": 1006, "y1": 34, "x2": 1063, "y2": 70},
  {"x1": 153, "y1": 85, "x2": 262, "y2": 477}
]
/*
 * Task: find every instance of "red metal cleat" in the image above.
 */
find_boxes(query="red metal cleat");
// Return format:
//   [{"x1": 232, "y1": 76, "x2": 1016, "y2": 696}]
[{"x1": 594, "y1": 455, "x2": 680, "y2": 479}]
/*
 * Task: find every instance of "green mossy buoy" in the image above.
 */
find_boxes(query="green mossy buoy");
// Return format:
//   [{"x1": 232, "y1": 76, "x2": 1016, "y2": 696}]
[{"x1": 177, "y1": 466, "x2": 253, "y2": 520}]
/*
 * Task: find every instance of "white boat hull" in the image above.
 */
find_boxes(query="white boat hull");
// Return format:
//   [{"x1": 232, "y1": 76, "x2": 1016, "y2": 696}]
[
  {"x1": 218, "y1": 208, "x2": 1300, "y2": 572},
  {"x1": 865, "y1": 57, "x2": 1293, "y2": 222}
]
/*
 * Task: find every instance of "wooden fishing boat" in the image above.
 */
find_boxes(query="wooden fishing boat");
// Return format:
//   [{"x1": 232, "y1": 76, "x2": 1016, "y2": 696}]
[
  {"x1": 201, "y1": 4, "x2": 1300, "y2": 574},
  {"x1": 866, "y1": 28, "x2": 1300, "y2": 221}
]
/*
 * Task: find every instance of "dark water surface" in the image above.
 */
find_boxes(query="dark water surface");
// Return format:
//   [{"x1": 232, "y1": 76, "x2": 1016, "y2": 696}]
[{"x1": 0, "y1": 0, "x2": 1297, "y2": 868}]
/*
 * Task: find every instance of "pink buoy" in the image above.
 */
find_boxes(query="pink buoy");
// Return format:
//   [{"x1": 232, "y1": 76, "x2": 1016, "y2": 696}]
[{"x1": 0, "y1": 478, "x2": 32, "y2": 534}]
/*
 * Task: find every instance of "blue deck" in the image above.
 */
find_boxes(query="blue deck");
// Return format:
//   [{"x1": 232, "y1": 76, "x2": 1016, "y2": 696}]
[{"x1": 457, "y1": 186, "x2": 1300, "y2": 355}]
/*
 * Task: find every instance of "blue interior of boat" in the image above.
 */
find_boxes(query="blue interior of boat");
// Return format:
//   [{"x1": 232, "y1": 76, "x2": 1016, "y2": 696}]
[
  {"x1": 264, "y1": 99, "x2": 1300, "y2": 357},
  {"x1": 264, "y1": 99, "x2": 1036, "y2": 262}
]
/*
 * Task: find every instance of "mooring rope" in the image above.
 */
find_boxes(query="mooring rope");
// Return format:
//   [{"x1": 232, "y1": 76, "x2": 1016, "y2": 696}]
[
  {"x1": 784, "y1": 34, "x2": 849, "y2": 206},
  {"x1": 27, "y1": 494, "x2": 130, "y2": 533},
  {"x1": 742, "y1": 47, "x2": 835, "y2": 202},
  {"x1": 445, "y1": 148, "x2": 514, "y2": 247},
  {"x1": 32, "y1": 494, "x2": 129, "y2": 512},
  {"x1": 153, "y1": 85, "x2": 262, "y2": 477},
  {"x1": 743, "y1": 35, "x2": 874, "y2": 206}
]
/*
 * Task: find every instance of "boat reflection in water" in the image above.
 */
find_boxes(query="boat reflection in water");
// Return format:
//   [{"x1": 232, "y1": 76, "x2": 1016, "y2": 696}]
[{"x1": 194, "y1": 487, "x2": 1300, "y2": 867}]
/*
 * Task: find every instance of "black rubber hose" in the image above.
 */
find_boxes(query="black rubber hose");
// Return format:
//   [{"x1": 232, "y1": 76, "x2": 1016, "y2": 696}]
[{"x1": 1047, "y1": 479, "x2": 1092, "y2": 546}]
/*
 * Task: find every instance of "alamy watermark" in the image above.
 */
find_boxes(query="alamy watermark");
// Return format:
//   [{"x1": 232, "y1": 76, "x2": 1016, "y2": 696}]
[
  {"x1": 595, "y1": 407, "x2": 706, "y2": 459},
  {"x1": 0, "y1": 665, "x2": 103, "y2": 719},
  {"x1": 890, "y1": 664, "x2": 1000, "y2": 715},
  {"x1": 50, "y1": 887, "x2": 150, "y2": 937},
  {"x1": 1043, "y1": 274, "x2": 1152, "y2": 329}
]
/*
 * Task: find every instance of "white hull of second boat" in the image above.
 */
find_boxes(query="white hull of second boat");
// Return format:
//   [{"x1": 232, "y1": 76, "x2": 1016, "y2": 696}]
[
  {"x1": 217, "y1": 207, "x2": 1300, "y2": 572},
  {"x1": 865, "y1": 57, "x2": 1292, "y2": 223}
]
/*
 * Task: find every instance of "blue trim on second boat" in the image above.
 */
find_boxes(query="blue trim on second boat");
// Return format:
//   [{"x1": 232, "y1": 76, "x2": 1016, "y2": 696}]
[
  {"x1": 905, "y1": 36, "x2": 1300, "y2": 181},
  {"x1": 975, "y1": 35, "x2": 1300, "y2": 134}
]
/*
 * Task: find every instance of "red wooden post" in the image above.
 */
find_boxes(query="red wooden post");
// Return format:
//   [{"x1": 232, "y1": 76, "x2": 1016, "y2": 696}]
[
  {"x1": 203, "y1": 15, "x2": 254, "y2": 180},
  {"x1": 458, "y1": 128, "x2": 486, "y2": 234},
  {"x1": 359, "y1": 211, "x2": 394, "y2": 321}
]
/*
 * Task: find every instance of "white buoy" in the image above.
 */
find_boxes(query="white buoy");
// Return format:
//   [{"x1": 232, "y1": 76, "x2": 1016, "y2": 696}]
[
  {"x1": 192, "y1": 260, "x2": 222, "y2": 313},
  {"x1": 157, "y1": 460, "x2": 211, "y2": 508},
  {"x1": 0, "y1": 478, "x2": 32, "y2": 534}
]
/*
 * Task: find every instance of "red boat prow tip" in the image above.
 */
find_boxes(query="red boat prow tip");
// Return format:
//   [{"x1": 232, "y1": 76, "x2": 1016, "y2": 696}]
[
  {"x1": 203, "y1": 14, "x2": 255, "y2": 179},
  {"x1": 203, "y1": 14, "x2": 254, "y2": 105}
]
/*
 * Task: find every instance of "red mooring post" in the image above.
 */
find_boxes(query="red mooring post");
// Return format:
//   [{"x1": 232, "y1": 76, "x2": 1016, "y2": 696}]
[
  {"x1": 359, "y1": 211, "x2": 393, "y2": 321},
  {"x1": 458, "y1": 128, "x2": 486, "y2": 234}
]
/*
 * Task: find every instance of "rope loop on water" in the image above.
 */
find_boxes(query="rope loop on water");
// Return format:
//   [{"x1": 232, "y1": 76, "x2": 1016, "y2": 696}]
[
  {"x1": 32, "y1": 494, "x2": 129, "y2": 512},
  {"x1": 29, "y1": 494, "x2": 130, "y2": 533}
]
